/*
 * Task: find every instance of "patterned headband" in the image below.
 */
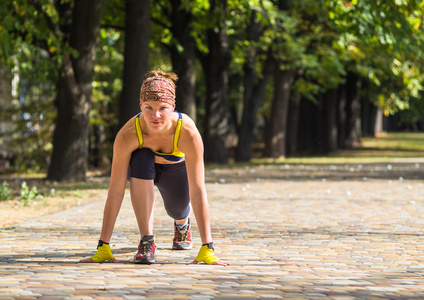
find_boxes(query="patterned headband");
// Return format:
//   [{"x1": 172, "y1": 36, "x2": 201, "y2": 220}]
[{"x1": 139, "y1": 77, "x2": 175, "y2": 106}]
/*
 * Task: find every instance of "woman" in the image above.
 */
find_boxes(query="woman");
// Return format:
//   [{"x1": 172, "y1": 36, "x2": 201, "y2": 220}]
[{"x1": 80, "y1": 69, "x2": 229, "y2": 266}]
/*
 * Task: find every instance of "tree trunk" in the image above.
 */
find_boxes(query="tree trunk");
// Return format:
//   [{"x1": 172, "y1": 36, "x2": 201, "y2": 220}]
[
  {"x1": 264, "y1": 67, "x2": 295, "y2": 158},
  {"x1": 198, "y1": 0, "x2": 231, "y2": 164},
  {"x1": 345, "y1": 72, "x2": 362, "y2": 147},
  {"x1": 235, "y1": 56, "x2": 272, "y2": 162},
  {"x1": 118, "y1": 0, "x2": 150, "y2": 127},
  {"x1": 373, "y1": 105, "x2": 384, "y2": 135},
  {"x1": 235, "y1": 11, "x2": 273, "y2": 162},
  {"x1": 361, "y1": 90, "x2": 371, "y2": 137},
  {"x1": 47, "y1": 0, "x2": 104, "y2": 181},
  {"x1": 0, "y1": 68, "x2": 14, "y2": 172},
  {"x1": 297, "y1": 97, "x2": 317, "y2": 154},
  {"x1": 286, "y1": 95, "x2": 300, "y2": 156},
  {"x1": 169, "y1": 0, "x2": 196, "y2": 120},
  {"x1": 337, "y1": 83, "x2": 347, "y2": 149},
  {"x1": 322, "y1": 88, "x2": 338, "y2": 152},
  {"x1": 384, "y1": 114, "x2": 401, "y2": 131},
  {"x1": 362, "y1": 95, "x2": 383, "y2": 137},
  {"x1": 315, "y1": 94, "x2": 326, "y2": 153}
]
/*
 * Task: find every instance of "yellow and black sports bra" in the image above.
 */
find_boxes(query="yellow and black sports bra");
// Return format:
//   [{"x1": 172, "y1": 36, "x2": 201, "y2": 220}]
[{"x1": 135, "y1": 111, "x2": 185, "y2": 162}]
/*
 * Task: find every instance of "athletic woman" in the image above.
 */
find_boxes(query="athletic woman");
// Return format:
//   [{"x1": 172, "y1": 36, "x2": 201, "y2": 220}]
[{"x1": 80, "y1": 69, "x2": 229, "y2": 266}]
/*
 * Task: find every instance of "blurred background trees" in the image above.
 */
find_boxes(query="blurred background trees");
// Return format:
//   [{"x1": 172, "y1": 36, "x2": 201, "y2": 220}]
[{"x1": 0, "y1": 0, "x2": 423, "y2": 181}]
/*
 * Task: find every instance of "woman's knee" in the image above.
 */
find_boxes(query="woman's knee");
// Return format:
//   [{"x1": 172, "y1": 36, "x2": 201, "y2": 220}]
[
  {"x1": 165, "y1": 203, "x2": 190, "y2": 220},
  {"x1": 130, "y1": 148, "x2": 155, "y2": 180}
]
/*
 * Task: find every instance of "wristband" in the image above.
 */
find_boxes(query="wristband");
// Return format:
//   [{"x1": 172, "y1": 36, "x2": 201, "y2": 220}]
[
  {"x1": 202, "y1": 242, "x2": 214, "y2": 250},
  {"x1": 97, "y1": 240, "x2": 109, "y2": 248}
]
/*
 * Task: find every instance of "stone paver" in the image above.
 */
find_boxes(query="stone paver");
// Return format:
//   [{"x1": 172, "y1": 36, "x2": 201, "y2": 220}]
[{"x1": 1, "y1": 162, "x2": 424, "y2": 299}]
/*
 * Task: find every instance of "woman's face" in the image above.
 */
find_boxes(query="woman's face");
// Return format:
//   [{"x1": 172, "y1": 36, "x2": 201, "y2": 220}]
[{"x1": 140, "y1": 101, "x2": 175, "y2": 131}]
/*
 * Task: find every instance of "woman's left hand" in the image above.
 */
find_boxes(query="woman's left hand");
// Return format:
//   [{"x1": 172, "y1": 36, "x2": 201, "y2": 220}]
[{"x1": 190, "y1": 244, "x2": 230, "y2": 266}]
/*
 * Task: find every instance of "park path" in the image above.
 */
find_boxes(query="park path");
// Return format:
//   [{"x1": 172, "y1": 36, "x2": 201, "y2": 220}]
[{"x1": 1, "y1": 162, "x2": 424, "y2": 299}]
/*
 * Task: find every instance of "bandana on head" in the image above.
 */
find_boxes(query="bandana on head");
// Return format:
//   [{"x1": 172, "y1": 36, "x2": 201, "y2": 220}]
[{"x1": 139, "y1": 77, "x2": 175, "y2": 106}]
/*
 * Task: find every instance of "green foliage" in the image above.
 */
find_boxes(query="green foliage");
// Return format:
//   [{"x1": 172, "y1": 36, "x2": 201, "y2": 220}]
[
  {"x1": 0, "y1": 1, "x2": 68, "y2": 78},
  {"x1": 261, "y1": 0, "x2": 347, "y2": 100},
  {"x1": 0, "y1": 1, "x2": 64, "y2": 173},
  {"x1": 0, "y1": 181, "x2": 11, "y2": 201},
  {"x1": 0, "y1": 180, "x2": 46, "y2": 205},
  {"x1": 0, "y1": 67, "x2": 56, "y2": 173},
  {"x1": 330, "y1": 0, "x2": 424, "y2": 116},
  {"x1": 0, "y1": 0, "x2": 423, "y2": 173},
  {"x1": 73, "y1": 189, "x2": 82, "y2": 198},
  {"x1": 20, "y1": 181, "x2": 43, "y2": 206},
  {"x1": 91, "y1": 25, "x2": 124, "y2": 164},
  {"x1": 0, "y1": 0, "x2": 127, "y2": 173},
  {"x1": 157, "y1": 0, "x2": 424, "y2": 125}
]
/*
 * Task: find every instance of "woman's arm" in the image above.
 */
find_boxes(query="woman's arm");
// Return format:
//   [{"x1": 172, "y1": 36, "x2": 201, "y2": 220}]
[
  {"x1": 99, "y1": 130, "x2": 133, "y2": 243},
  {"x1": 80, "y1": 120, "x2": 137, "y2": 263},
  {"x1": 179, "y1": 116, "x2": 211, "y2": 244},
  {"x1": 179, "y1": 115, "x2": 229, "y2": 266}
]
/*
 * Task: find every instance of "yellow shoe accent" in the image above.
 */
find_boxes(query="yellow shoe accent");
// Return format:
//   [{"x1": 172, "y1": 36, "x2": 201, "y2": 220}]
[
  {"x1": 195, "y1": 245, "x2": 220, "y2": 265},
  {"x1": 91, "y1": 244, "x2": 114, "y2": 263}
]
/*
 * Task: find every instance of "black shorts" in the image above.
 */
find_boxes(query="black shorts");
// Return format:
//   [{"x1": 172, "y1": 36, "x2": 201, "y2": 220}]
[{"x1": 129, "y1": 148, "x2": 190, "y2": 220}]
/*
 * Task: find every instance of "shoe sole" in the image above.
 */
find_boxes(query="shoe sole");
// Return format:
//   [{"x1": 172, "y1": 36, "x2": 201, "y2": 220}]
[
  {"x1": 133, "y1": 256, "x2": 156, "y2": 264},
  {"x1": 172, "y1": 244, "x2": 192, "y2": 250}
]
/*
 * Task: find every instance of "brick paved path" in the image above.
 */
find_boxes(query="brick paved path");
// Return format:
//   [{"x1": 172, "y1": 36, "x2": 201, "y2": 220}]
[{"x1": 1, "y1": 162, "x2": 424, "y2": 299}]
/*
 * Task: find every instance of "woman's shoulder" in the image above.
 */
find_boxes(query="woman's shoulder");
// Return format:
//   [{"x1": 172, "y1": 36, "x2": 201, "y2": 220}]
[
  {"x1": 115, "y1": 115, "x2": 139, "y2": 148},
  {"x1": 178, "y1": 112, "x2": 202, "y2": 146},
  {"x1": 119, "y1": 114, "x2": 138, "y2": 132},
  {"x1": 179, "y1": 112, "x2": 196, "y2": 127}
]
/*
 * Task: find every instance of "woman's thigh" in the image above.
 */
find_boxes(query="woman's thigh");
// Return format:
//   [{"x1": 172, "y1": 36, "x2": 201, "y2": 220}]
[
  {"x1": 155, "y1": 162, "x2": 190, "y2": 220},
  {"x1": 129, "y1": 148, "x2": 155, "y2": 180}
]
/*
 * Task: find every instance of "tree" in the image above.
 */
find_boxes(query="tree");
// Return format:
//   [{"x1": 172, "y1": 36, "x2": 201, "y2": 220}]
[
  {"x1": 0, "y1": 1, "x2": 58, "y2": 173},
  {"x1": 89, "y1": 1, "x2": 125, "y2": 168},
  {"x1": 235, "y1": 7, "x2": 273, "y2": 162},
  {"x1": 0, "y1": 68, "x2": 15, "y2": 172},
  {"x1": 0, "y1": 0, "x2": 105, "y2": 180},
  {"x1": 152, "y1": 0, "x2": 197, "y2": 120},
  {"x1": 196, "y1": 0, "x2": 232, "y2": 164},
  {"x1": 118, "y1": 0, "x2": 150, "y2": 128},
  {"x1": 278, "y1": 0, "x2": 424, "y2": 156},
  {"x1": 47, "y1": 0, "x2": 105, "y2": 181},
  {"x1": 2, "y1": 0, "x2": 423, "y2": 174},
  {"x1": 263, "y1": 0, "x2": 297, "y2": 158},
  {"x1": 169, "y1": 0, "x2": 197, "y2": 120},
  {"x1": 329, "y1": 0, "x2": 424, "y2": 144}
]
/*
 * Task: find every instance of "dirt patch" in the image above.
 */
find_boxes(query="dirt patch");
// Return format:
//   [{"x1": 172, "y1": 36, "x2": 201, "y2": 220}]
[{"x1": 0, "y1": 176, "x2": 112, "y2": 228}]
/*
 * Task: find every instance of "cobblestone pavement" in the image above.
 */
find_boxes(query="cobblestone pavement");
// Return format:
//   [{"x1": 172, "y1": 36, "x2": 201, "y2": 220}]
[{"x1": 1, "y1": 162, "x2": 424, "y2": 299}]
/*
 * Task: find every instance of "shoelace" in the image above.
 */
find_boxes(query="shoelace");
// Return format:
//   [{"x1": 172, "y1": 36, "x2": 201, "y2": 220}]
[
  {"x1": 175, "y1": 225, "x2": 188, "y2": 242},
  {"x1": 139, "y1": 240, "x2": 153, "y2": 255}
]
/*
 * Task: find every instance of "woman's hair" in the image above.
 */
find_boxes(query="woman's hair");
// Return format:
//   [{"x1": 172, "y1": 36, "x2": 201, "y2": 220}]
[{"x1": 145, "y1": 69, "x2": 178, "y2": 89}]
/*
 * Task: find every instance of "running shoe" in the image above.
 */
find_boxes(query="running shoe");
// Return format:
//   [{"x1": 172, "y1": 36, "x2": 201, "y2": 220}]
[
  {"x1": 172, "y1": 219, "x2": 192, "y2": 250},
  {"x1": 134, "y1": 235, "x2": 156, "y2": 264}
]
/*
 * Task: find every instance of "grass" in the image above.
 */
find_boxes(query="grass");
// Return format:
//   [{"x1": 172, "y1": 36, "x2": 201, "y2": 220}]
[
  {"x1": 248, "y1": 132, "x2": 424, "y2": 165},
  {"x1": 1, "y1": 132, "x2": 423, "y2": 228}
]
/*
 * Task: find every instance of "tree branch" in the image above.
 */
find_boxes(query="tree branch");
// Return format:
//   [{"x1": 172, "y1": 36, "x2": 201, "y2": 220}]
[
  {"x1": 101, "y1": 23, "x2": 125, "y2": 31},
  {"x1": 9, "y1": 29, "x2": 50, "y2": 54},
  {"x1": 27, "y1": 0, "x2": 63, "y2": 37},
  {"x1": 151, "y1": 16, "x2": 170, "y2": 29}
]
